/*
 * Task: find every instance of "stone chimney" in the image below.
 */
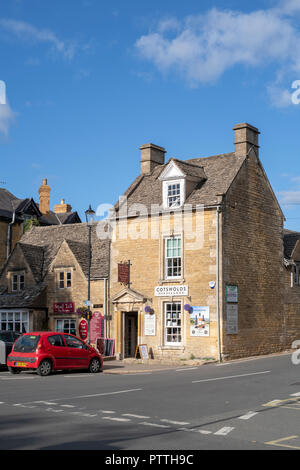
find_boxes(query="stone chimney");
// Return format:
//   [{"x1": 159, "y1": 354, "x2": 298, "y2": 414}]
[
  {"x1": 54, "y1": 198, "x2": 72, "y2": 214},
  {"x1": 233, "y1": 123, "x2": 260, "y2": 156},
  {"x1": 140, "y1": 143, "x2": 166, "y2": 174},
  {"x1": 38, "y1": 178, "x2": 50, "y2": 214}
]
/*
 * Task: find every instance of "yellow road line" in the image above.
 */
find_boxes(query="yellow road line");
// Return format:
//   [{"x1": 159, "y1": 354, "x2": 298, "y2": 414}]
[{"x1": 265, "y1": 436, "x2": 300, "y2": 449}]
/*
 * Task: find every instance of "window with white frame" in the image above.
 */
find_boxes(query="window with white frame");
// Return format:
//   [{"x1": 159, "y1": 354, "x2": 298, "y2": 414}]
[
  {"x1": 0, "y1": 311, "x2": 29, "y2": 332},
  {"x1": 55, "y1": 318, "x2": 76, "y2": 335},
  {"x1": 164, "y1": 302, "x2": 182, "y2": 345},
  {"x1": 167, "y1": 183, "x2": 181, "y2": 208},
  {"x1": 162, "y1": 179, "x2": 185, "y2": 209},
  {"x1": 58, "y1": 271, "x2": 72, "y2": 289},
  {"x1": 11, "y1": 274, "x2": 24, "y2": 292},
  {"x1": 165, "y1": 236, "x2": 182, "y2": 278}
]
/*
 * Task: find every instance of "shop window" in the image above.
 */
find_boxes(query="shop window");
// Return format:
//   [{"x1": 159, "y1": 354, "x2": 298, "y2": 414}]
[
  {"x1": 55, "y1": 319, "x2": 76, "y2": 335},
  {"x1": 0, "y1": 311, "x2": 29, "y2": 332},
  {"x1": 164, "y1": 302, "x2": 182, "y2": 346}
]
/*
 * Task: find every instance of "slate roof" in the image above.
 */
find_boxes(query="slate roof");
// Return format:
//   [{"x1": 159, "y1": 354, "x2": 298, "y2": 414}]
[
  {"x1": 116, "y1": 152, "x2": 246, "y2": 212},
  {"x1": 0, "y1": 187, "x2": 81, "y2": 225},
  {"x1": 283, "y1": 229, "x2": 300, "y2": 260},
  {"x1": 20, "y1": 222, "x2": 110, "y2": 279}
]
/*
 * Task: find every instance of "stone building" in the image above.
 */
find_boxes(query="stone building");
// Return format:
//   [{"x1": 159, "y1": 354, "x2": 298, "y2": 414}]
[
  {"x1": 0, "y1": 178, "x2": 81, "y2": 268},
  {"x1": 0, "y1": 223, "x2": 109, "y2": 344},
  {"x1": 0, "y1": 122, "x2": 298, "y2": 363},
  {"x1": 109, "y1": 123, "x2": 286, "y2": 361}
]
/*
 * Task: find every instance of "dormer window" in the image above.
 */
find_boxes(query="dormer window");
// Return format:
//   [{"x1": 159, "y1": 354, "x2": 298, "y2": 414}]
[
  {"x1": 159, "y1": 158, "x2": 206, "y2": 210},
  {"x1": 167, "y1": 183, "x2": 181, "y2": 208},
  {"x1": 12, "y1": 274, "x2": 25, "y2": 292}
]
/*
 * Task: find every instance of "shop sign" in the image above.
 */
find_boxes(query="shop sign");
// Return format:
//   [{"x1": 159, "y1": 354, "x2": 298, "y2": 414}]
[
  {"x1": 154, "y1": 285, "x2": 188, "y2": 297},
  {"x1": 118, "y1": 262, "x2": 130, "y2": 285},
  {"x1": 190, "y1": 306, "x2": 210, "y2": 337},
  {"x1": 53, "y1": 302, "x2": 75, "y2": 313},
  {"x1": 226, "y1": 285, "x2": 238, "y2": 303},
  {"x1": 78, "y1": 318, "x2": 88, "y2": 340},
  {"x1": 227, "y1": 304, "x2": 238, "y2": 334},
  {"x1": 89, "y1": 311, "x2": 105, "y2": 344}
]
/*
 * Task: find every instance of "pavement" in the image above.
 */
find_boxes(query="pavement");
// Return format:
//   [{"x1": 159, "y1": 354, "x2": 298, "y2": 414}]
[
  {"x1": 102, "y1": 350, "x2": 292, "y2": 374},
  {"x1": 102, "y1": 357, "x2": 218, "y2": 374}
]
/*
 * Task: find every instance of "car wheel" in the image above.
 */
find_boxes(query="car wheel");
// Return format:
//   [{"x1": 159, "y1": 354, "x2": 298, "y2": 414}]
[
  {"x1": 8, "y1": 366, "x2": 21, "y2": 374},
  {"x1": 89, "y1": 357, "x2": 102, "y2": 373},
  {"x1": 37, "y1": 359, "x2": 52, "y2": 377}
]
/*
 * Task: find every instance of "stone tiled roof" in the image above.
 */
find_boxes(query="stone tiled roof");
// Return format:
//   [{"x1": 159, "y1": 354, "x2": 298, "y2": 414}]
[
  {"x1": 283, "y1": 229, "x2": 300, "y2": 260},
  {"x1": 19, "y1": 243, "x2": 45, "y2": 283},
  {"x1": 116, "y1": 152, "x2": 246, "y2": 212},
  {"x1": 20, "y1": 222, "x2": 110, "y2": 279},
  {"x1": 0, "y1": 284, "x2": 46, "y2": 308}
]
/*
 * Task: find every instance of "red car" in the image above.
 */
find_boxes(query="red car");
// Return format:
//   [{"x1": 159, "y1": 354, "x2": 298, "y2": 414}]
[{"x1": 7, "y1": 332, "x2": 103, "y2": 376}]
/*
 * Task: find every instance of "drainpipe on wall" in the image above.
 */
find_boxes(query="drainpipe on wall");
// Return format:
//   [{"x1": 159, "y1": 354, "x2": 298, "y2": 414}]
[
  {"x1": 216, "y1": 201, "x2": 222, "y2": 363},
  {"x1": 6, "y1": 210, "x2": 15, "y2": 260}
]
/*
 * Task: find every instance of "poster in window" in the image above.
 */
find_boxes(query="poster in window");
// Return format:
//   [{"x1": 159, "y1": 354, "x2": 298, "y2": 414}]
[
  {"x1": 144, "y1": 314, "x2": 156, "y2": 336},
  {"x1": 190, "y1": 306, "x2": 210, "y2": 337}
]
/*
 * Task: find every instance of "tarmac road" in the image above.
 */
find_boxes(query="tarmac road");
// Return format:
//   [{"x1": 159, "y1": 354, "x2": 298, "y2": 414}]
[{"x1": 0, "y1": 352, "x2": 300, "y2": 451}]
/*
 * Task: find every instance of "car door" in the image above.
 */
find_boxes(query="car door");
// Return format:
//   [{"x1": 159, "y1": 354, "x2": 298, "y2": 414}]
[
  {"x1": 46, "y1": 334, "x2": 70, "y2": 369},
  {"x1": 64, "y1": 334, "x2": 90, "y2": 368}
]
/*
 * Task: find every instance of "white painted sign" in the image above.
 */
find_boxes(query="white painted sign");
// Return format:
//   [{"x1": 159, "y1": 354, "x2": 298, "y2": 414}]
[
  {"x1": 227, "y1": 304, "x2": 238, "y2": 334},
  {"x1": 154, "y1": 285, "x2": 188, "y2": 297},
  {"x1": 144, "y1": 314, "x2": 156, "y2": 336}
]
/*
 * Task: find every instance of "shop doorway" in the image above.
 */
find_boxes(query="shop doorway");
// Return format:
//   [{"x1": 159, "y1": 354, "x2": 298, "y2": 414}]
[{"x1": 123, "y1": 312, "x2": 138, "y2": 358}]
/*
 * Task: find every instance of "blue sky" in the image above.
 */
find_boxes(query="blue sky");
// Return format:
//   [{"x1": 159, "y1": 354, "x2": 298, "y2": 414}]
[{"x1": 0, "y1": 0, "x2": 300, "y2": 229}]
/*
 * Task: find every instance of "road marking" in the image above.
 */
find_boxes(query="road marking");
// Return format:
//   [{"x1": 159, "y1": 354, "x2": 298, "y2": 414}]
[
  {"x1": 46, "y1": 408, "x2": 64, "y2": 413},
  {"x1": 160, "y1": 419, "x2": 190, "y2": 426},
  {"x1": 290, "y1": 392, "x2": 300, "y2": 397},
  {"x1": 265, "y1": 436, "x2": 300, "y2": 449},
  {"x1": 176, "y1": 368, "x2": 198, "y2": 372},
  {"x1": 140, "y1": 422, "x2": 170, "y2": 429},
  {"x1": 238, "y1": 411, "x2": 258, "y2": 420},
  {"x1": 35, "y1": 401, "x2": 59, "y2": 406},
  {"x1": 70, "y1": 411, "x2": 98, "y2": 417},
  {"x1": 178, "y1": 428, "x2": 212, "y2": 434},
  {"x1": 63, "y1": 388, "x2": 143, "y2": 399},
  {"x1": 103, "y1": 417, "x2": 131, "y2": 422},
  {"x1": 122, "y1": 413, "x2": 150, "y2": 419},
  {"x1": 214, "y1": 427, "x2": 235, "y2": 436},
  {"x1": 0, "y1": 376, "x2": 35, "y2": 380},
  {"x1": 60, "y1": 404, "x2": 76, "y2": 408},
  {"x1": 192, "y1": 371, "x2": 270, "y2": 384},
  {"x1": 100, "y1": 410, "x2": 116, "y2": 414}
]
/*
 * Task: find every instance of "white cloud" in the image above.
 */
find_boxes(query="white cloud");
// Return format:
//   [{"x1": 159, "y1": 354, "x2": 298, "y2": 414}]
[
  {"x1": 135, "y1": 2, "x2": 300, "y2": 93},
  {"x1": 279, "y1": 190, "x2": 300, "y2": 204},
  {"x1": 0, "y1": 101, "x2": 16, "y2": 136},
  {"x1": 0, "y1": 18, "x2": 76, "y2": 60}
]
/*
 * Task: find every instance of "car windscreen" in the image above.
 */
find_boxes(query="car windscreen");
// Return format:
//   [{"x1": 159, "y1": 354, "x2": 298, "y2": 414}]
[{"x1": 13, "y1": 335, "x2": 40, "y2": 353}]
